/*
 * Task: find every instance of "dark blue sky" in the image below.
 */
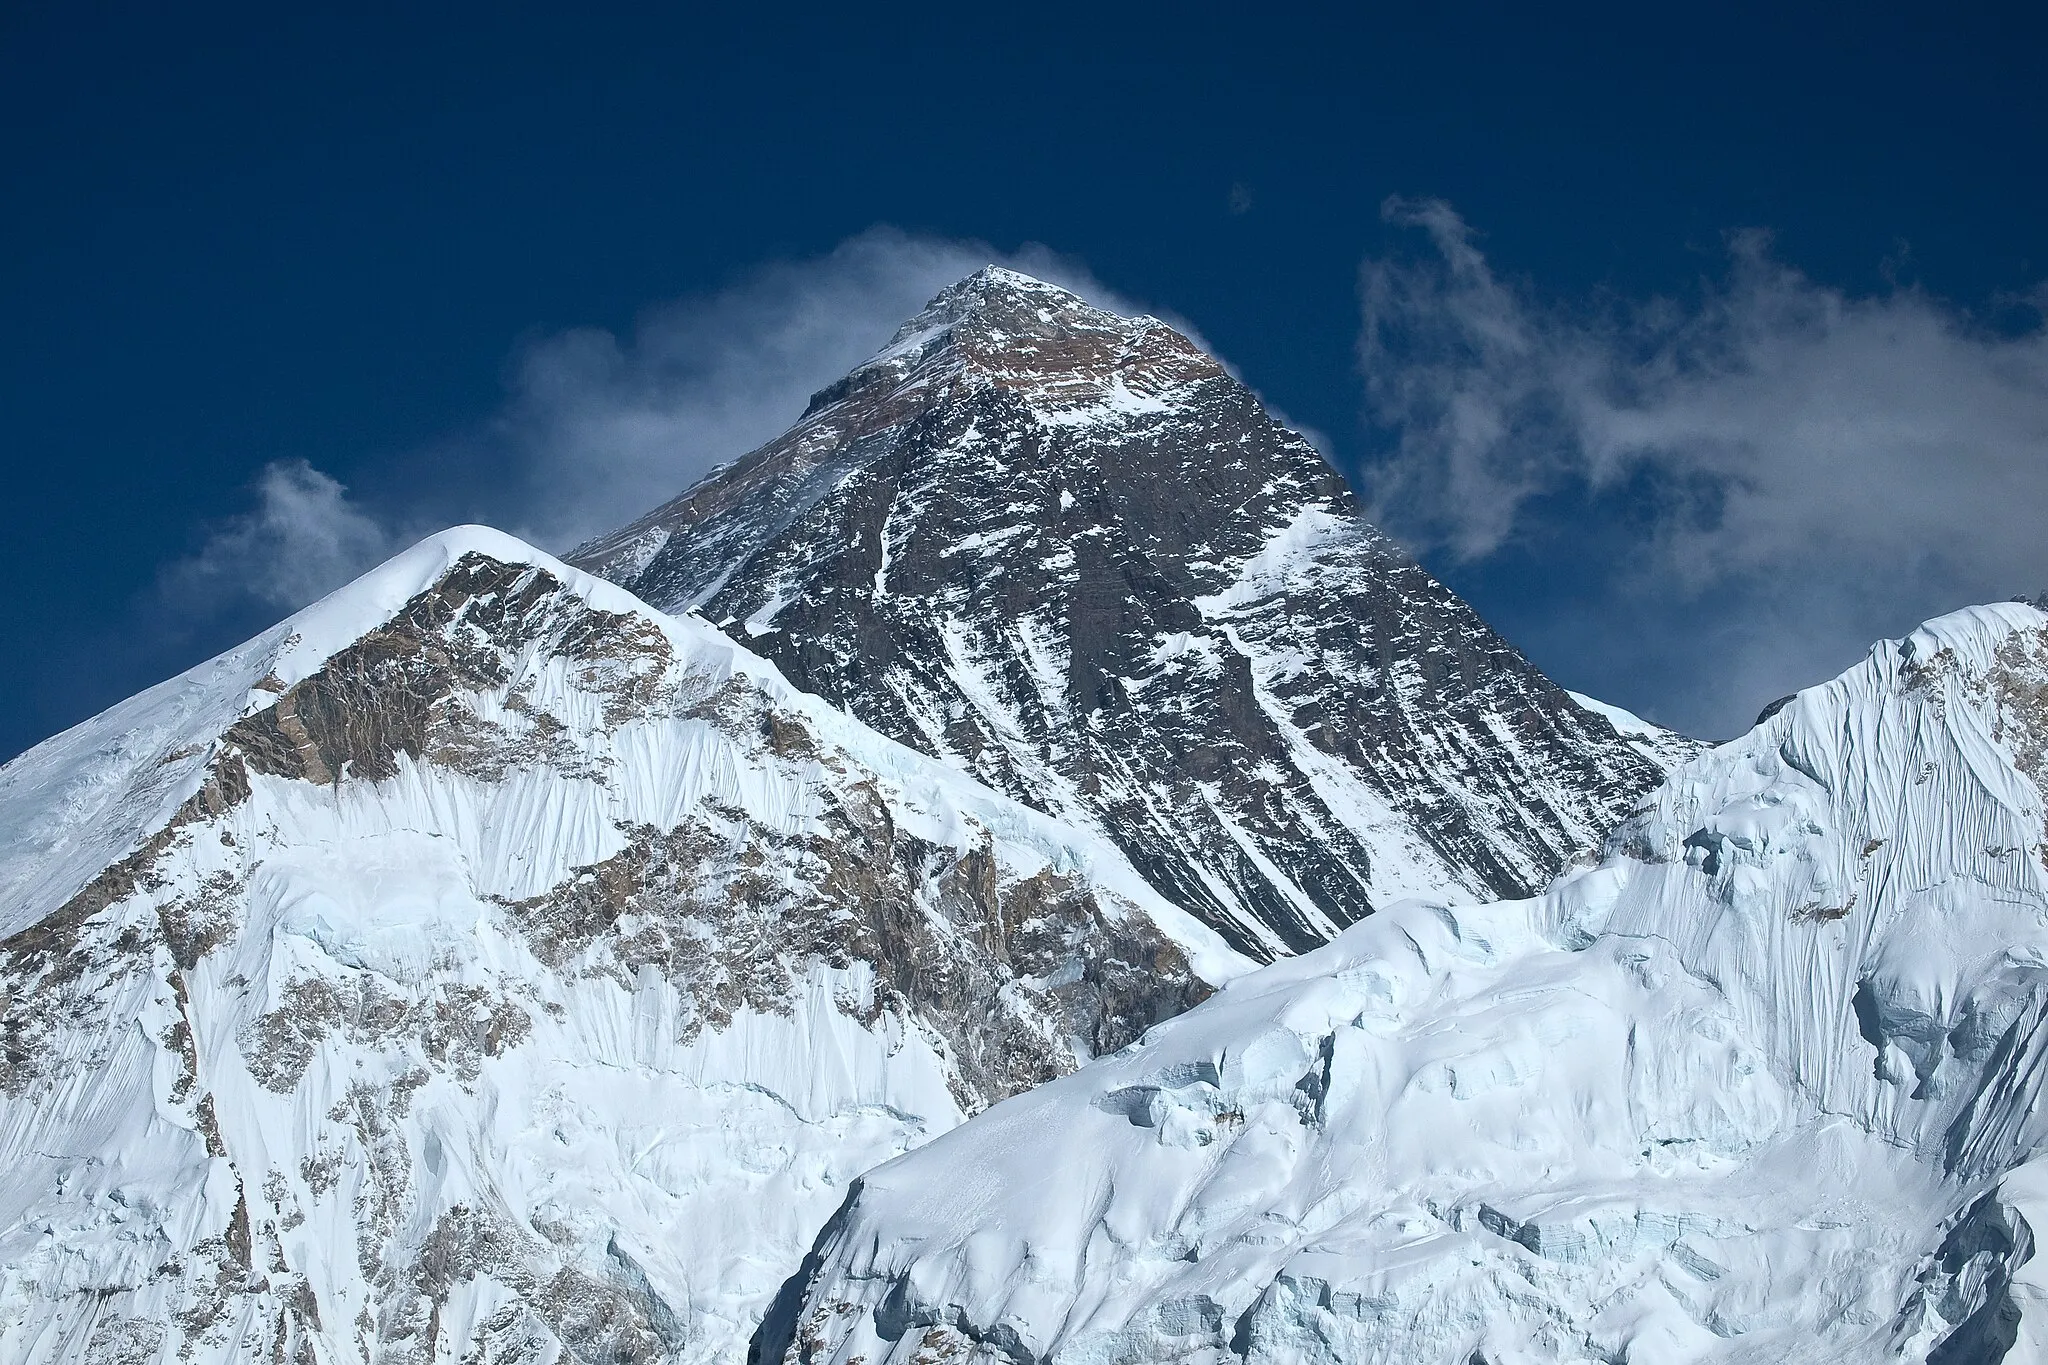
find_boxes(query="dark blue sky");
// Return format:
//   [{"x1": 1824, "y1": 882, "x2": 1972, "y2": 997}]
[{"x1": 4, "y1": 1, "x2": 2044, "y2": 757}]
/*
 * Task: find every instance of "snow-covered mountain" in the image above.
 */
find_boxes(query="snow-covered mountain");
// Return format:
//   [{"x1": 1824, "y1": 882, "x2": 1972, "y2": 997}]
[
  {"x1": 27, "y1": 265, "x2": 2001, "y2": 1365},
  {"x1": 570, "y1": 268, "x2": 1694, "y2": 961},
  {"x1": 767, "y1": 601, "x2": 2048, "y2": 1365},
  {"x1": 0, "y1": 529, "x2": 1247, "y2": 1365}
]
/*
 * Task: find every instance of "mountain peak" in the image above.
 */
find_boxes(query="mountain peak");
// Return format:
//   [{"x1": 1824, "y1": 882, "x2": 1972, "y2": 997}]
[
  {"x1": 954, "y1": 262, "x2": 1086, "y2": 301},
  {"x1": 899, "y1": 264, "x2": 1106, "y2": 330},
  {"x1": 828, "y1": 267, "x2": 1222, "y2": 424},
  {"x1": 868, "y1": 266, "x2": 1103, "y2": 357},
  {"x1": 570, "y1": 269, "x2": 1683, "y2": 961},
  {"x1": 969, "y1": 262, "x2": 1061, "y2": 288},
  {"x1": 0, "y1": 513, "x2": 1237, "y2": 1363}
]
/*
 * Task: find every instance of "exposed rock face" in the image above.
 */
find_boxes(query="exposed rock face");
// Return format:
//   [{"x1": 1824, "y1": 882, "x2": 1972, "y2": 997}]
[
  {"x1": 0, "y1": 530, "x2": 1231, "y2": 1365},
  {"x1": 573, "y1": 267, "x2": 1694, "y2": 960}
]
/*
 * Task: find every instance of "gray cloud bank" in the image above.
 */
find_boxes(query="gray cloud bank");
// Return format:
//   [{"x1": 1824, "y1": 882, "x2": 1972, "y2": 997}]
[{"x1": 1360, "y1": 197, "x2": 2048, "y2": 736}]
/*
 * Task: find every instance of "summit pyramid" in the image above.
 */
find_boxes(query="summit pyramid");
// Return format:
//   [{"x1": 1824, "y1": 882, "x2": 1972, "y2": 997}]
[{"x1": 572, "y1": 268, "x2": 1693, "y2": 959}]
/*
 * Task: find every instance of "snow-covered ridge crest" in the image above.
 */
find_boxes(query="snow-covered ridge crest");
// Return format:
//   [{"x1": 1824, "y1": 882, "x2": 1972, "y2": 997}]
[
  {"x1": 0, "y1": 527, "x2": 742, "y2": 943},
  {"x1": 271, "y1": 525, "x2": 709, "y2": 687},
  {"x1": 1565, "y1": 688, "x2": 1701, "y2": 773},
  {"x1": 769, "y1": 600, "x2": 2048, "y2": 1365},
  {"x1": 0, "y1": 525, "x2": 1245, "y2": 1365}
]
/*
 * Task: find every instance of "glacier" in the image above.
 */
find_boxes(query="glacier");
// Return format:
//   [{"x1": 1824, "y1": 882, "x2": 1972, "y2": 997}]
[{"x1": 768, "y1": 602, "x2": 2048, "y2": 1364}]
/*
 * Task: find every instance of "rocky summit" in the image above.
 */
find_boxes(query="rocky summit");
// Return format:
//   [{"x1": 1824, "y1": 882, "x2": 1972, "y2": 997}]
[{"x1": 571, "y1": 268, "x2": 1694, "y2": 961}]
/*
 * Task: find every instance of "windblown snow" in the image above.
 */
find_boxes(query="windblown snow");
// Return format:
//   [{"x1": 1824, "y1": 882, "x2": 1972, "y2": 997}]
[{"x1": 769, "y1": 602, "x2": 2048, "y2": 1365}]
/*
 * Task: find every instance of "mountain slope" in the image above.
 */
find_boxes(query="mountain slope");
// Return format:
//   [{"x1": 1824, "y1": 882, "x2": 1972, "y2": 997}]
[
  {"x1": 0, "y1": 528, "x2": 1245, "y2": 1365},
  {"x1": 769, "y1": 601, "x2": 2048, "y2": 1365},
  {"x1": 569, "y1": 268, "x2": 1696, "y2": 962}
]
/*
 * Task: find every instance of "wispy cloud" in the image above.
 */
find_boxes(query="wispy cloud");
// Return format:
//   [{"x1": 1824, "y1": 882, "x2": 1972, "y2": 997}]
[
  {"x1": 158, "y1": 459, "x2": 400, "y2": 614},
  {"x1": 1359, "y1": 197, "x2": 2048, "y2": 736},
  {"x1": 162, "y1": 228, "x2": 1151, "y2": 616},
  {"x1": 475, "y1": 227, "x2": 1141, "y2": 553}
]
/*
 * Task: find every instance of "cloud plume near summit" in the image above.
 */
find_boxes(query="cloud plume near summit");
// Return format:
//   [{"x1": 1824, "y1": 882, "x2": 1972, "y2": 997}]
[
  {"x1": 1359, "y1": 197, "x2": 2048, "y2": 736},
  {"x1": 159, "y1": 229, "x2": 1138, "y2": 625},
  {"x1": 482, "y1": 230, "x2": 1149, "y2": 555}
]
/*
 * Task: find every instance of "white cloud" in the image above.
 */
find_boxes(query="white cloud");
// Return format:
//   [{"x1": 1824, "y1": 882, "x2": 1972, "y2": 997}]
[
  {"x1": 159, "y1": 228, "x2": 1156, "y2": 620},
  {"x1": 475, "y1": 226, "x2": 1153, "y2": 552},
  {"x1": 1360, "y1": 197, "x2": 2048, "y2": 735},
  {"x1": 160, "y1": 459, "x2": 398, "y2": 612}
]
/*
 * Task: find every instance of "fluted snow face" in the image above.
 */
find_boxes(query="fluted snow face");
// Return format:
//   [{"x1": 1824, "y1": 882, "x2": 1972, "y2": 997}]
[
  {"x1": 0, "y1": 529, "x2": 1239, "y2": 1365},
  {"x1": 771, "y1": 603, "x2": 2048, "y2": 1365}
]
